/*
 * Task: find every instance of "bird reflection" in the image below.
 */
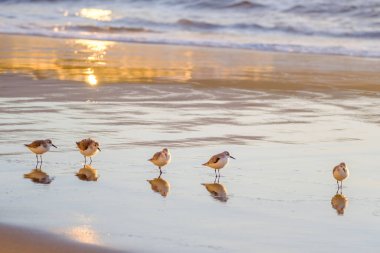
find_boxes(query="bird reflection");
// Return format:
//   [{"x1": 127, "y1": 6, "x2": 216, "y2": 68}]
[
  {"x1": 147, "y1": 174, "x2": 170, "y2": 197},
  {"x1": 331, "y1": 190, "x2": 348, "y2": 215},
  {"x1": 24, "y1": 167, "x2": 54, "y2": 184},
  {"x1": 202, "y1": 176, "x2": 228, "y2": 202},
  {"x1": 76, "y1": 165, "x2": 99, "y2": 181}
]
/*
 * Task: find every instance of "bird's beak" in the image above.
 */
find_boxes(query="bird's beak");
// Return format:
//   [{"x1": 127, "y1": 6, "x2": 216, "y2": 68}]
[
  {"x1": 97, "y1": 147, "x2": 101, "y2": 151},
  {"x1": 52, "y1": 144, "x2": 57, "y2": 148},
  {"x1": 229, "y1": 155, "x2": 236, "y2": 159}
]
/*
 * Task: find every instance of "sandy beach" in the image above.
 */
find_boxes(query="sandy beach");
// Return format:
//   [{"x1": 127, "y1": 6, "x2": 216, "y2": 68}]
[
  {"x1": 1, "y1": 33, "x2": 380, "y2": 252},
  {"x1": 0, "y1": 224, "x2": 125, "y2": 253},
  {"x1": 1, "y1": 34, "x2": 379, "y2": 91}
]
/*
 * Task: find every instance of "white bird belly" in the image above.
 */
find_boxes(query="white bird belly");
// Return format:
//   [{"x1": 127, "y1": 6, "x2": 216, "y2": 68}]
[
  {"x1": 29, "y1": 145, "x2": 48, "y2": 155},
  {"x1": 209, "y1": 157, "x2": 228, "y2": 170},
  {"x1": 80, "y1": 148, "x2": 98, "y2": 157},
  {"x1": 333, "y1": 168, "x2": 349, "y2": 181},
  {"x1": 152, "y1": 155, "x2": 170, "y2": 167}
]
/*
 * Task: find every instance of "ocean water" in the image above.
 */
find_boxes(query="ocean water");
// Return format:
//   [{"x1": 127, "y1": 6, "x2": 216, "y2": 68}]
[
  {"x1": 1, "y1": 34, "x2": 380, "y2": 252},
  {"x1": 1, "y1": 75, "x2": 380, "y2": 253},
  {"x1": 0, "y1": 0, "x2": 380, "y2": 57}
]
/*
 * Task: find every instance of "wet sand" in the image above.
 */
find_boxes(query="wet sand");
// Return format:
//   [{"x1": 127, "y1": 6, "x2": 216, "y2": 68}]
[
  {"x1": 0, "y1": 224, "x2": 125, "y2": 253},
  {"x1": 1, "y1": 34, "x2": 380, "y2": 91},
  {"x1": 1, "y1": 34, "x2": 380, "y2": 253}
]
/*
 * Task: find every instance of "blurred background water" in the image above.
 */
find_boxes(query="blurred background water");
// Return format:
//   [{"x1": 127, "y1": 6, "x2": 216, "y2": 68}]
[
  {"x1": 1, "y1": 0, "x2": 380, "y2": 57},
  {"x1": 1, "y1": 1, "x2": 380, "y2": 252}
]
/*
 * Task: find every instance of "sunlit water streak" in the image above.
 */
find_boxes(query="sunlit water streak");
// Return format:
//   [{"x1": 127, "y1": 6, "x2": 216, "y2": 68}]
[
  {"x1": 1, "y1": 35, "x2": 380, "y2": 252},
  {"x1": 1, "y1": 0, "x2": 380, "y2": 57}
]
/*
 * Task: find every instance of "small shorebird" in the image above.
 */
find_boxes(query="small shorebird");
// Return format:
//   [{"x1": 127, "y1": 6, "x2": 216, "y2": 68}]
[
  {"x1": 202, "y1": 151, "x2": 235, "y2": 177},
  {"x1": 333, "y1": 162, "x2": 349, "y2": 188},
  {"x1": 76, "y1": 138, "x2": 101, "y2": 165},
  {"x1": 24, "y1": 139, "x2": 57, "y2": 164},
  {"x1": 148, "y1": 148, "x2": 171, "y2": 174}
]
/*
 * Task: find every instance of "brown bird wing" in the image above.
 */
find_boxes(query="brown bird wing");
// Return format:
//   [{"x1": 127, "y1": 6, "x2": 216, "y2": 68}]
[
  {"x1": 208, "y1": 154, "x2": 220, "y2": 164},
  {"x1": 150, "y1": 151, "x2": 162, "y2": 161},
  {"x1": 25, "y1": 140, "x2": 45, "y2": 148},
  {"x1": 76, "y1": 139, "x2": 93, "y2": 151}
]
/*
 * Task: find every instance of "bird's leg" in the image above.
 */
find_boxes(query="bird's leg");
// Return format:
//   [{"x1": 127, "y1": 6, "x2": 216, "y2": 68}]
[
  {"x1": 35, "y1": 154, "x2": 39, "y2": 164},
  {"x1": 84, "y1": 156, "x2": 87, "y2": 166},
  {"x1": 214, "y1": 169, "x2": 217, "y2": 177},
  {"x1": 159, "y1": 167, "x2": 162, "y2": 174},
  {"x1": 336, "y1": 180, "x2": 339, "y2": 189},
  {"x1": 218, "y1": 170, "x2": 221, "y2": 178},
  {"x1": 159, "y1": 170, "x2": 162, "y2": 178},
  {"x1": 38, "y1": 161, "x2": 42, "y2": 170},
  {"x1": 40, "y1": 155, "x2": 43, "y2": 166},
  {"x1": 90, "y1": 157, "x2": 93, "y2": 165},
  {"x1": 340, "y1": 181, "x2": 343, "y2": 189},
  {"x1": 214, "y1": 175, "x2": 217, "y2": 183}
]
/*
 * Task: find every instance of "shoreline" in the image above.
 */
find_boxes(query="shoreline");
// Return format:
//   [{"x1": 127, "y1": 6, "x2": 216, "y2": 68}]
[
  {"x1": 0, "y1": 33, "x2": 380, "y2": 92},
  {"x1": 1, "y1": 31, "x2": 379, "y2": 60},
  {"x1": 1, "y1": 32, "x2": 380, "y2": 253},
  {"x1": 0, "y1": 223, "x2": 126, "y2": 253}
]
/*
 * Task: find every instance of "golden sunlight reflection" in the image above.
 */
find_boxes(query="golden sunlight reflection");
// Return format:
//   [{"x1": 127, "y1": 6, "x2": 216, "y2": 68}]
[
  {"x1": 75, "y1": 39, "x2": 115, "y2": 67},
  {"x1": 84, "y1": 68, "x2": 98, "y2": 86},
  {"x1": 78, "y1": 8, "x2": 112, "y2": 21},
  {"x1": 0, "y1": 35, "x2": 280, "y2": 86},
  {"x1": 75, "y1": 39, "x2": 115, "y2": 53},
  {"x1": 87, "y1": 73, "x2": 98, "y2": 86},
  {"x1": 67, "y1": 225, "x2": 100, "y2": 245}
]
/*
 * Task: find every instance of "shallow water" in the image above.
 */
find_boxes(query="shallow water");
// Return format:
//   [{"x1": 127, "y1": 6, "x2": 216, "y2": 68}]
[
  {"x1": 1, "y1": 0, "x2": 380, "y2": 57},
  {"x1": 1, "y1": 35, "x2": 380, "y2": 252}
]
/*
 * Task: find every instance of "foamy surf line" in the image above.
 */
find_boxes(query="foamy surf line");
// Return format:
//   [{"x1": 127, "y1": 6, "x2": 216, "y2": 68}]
[
  {"x1": 1, "y1": 30, "x2": 379, "y2": 59},
  {"x1": 1, "y1": 0, "x2": 380, "y2": 58}
]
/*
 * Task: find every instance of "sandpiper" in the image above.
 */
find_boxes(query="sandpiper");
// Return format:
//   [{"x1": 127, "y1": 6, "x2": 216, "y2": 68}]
[
  {"x1": 333, "y1": 162, "x2": 349, "y2": 188},
  {"x1": 24, "y1": 139, "x2": 57, "y2": 164},
  {"x1": 202, "y1": 151, "x2": 235, "y2": 177},
  {"x1": 76, "y1": 138, "x2": 101, "y2": 165},
  {"x1": 148, "y1": 148, "x2": 171, "y2": 174}
]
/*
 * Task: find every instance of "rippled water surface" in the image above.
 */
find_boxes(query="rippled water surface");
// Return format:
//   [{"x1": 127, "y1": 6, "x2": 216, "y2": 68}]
[
  {"x1": 1, "y1": 0, "x2": 380, "y2": 57},
  {"x1": 1, "y1": 35, "x2": 380, "y2": 252}
]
